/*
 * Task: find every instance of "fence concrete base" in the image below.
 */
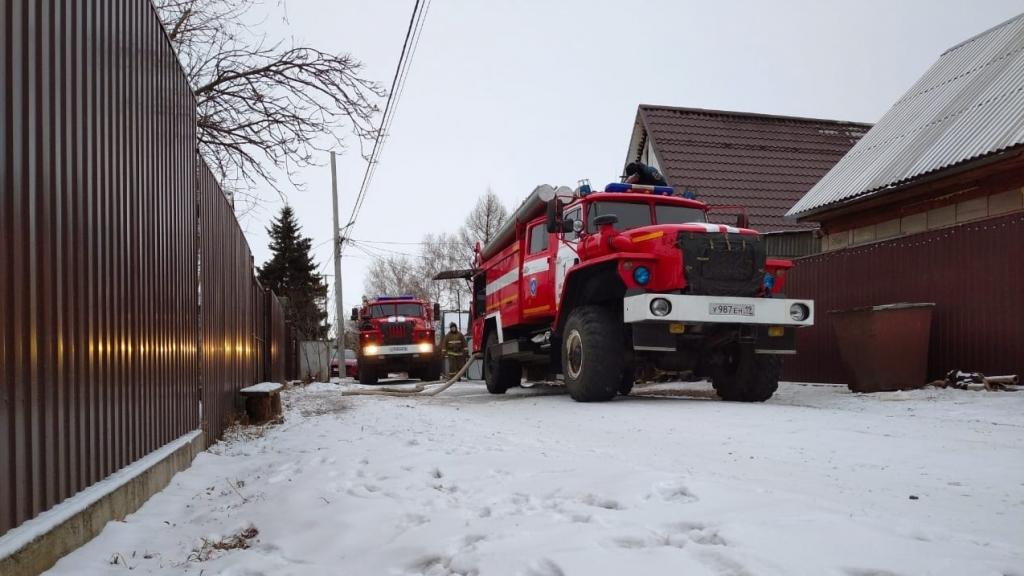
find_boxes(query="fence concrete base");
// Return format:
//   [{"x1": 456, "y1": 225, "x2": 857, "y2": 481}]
[{"x1": 0, "y1": 431, "x2": 205, "y2": 576}]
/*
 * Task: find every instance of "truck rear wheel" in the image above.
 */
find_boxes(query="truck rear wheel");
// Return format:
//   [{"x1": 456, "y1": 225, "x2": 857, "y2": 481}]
[
  {"x1": 358, "y1": 363, "x2": 378, "y2": 385},
  {"x1": 562, "y1": 306, "x2": 623, "y2": 402},
  {"x1": 710, "y1": 346, "x2": 779, "y2": 402},
  {"x1": 484, "y1": 331, "x2": 521, "y2": 394}
]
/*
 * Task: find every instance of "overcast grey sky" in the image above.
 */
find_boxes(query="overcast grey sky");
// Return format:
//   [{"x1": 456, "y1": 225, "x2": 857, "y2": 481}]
[{"x1": 240, "y1": 0, "x2": 1024, "y2": 328}]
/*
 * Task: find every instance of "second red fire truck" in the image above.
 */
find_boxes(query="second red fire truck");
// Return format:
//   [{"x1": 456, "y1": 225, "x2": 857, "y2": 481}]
[{"x1": 351, "y1": 296, "x2": 442, "y2": 384}]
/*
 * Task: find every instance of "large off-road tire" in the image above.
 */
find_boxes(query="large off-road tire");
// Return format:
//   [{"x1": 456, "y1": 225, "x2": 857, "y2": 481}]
[
  {"x1": 484, "y1": 331, "x2": 522, "y2": 394},
  {"x1": 710, "y1": 346, "x2": 779, "y2": 402},
  {"x1": 562, "y1": 306, "x2": 623, "y2": 402},
  {"x1": 358, "y1": 363, "x2": 378, "y2": 385}
]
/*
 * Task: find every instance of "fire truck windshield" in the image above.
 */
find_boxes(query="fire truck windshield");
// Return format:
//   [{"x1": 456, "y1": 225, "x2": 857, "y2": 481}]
[
  {"x1": 368, "y1": 303, "x2": 423, "y2": 318},
  {"x1": 587, "y1": 202, "x2": 651, "y2": 232},
  {"x1": 655, "y1": 204, "x2": 707, "y2": 225},
  {"x1": 587, "y1": 201, "x2": 707, "y2": 232}
]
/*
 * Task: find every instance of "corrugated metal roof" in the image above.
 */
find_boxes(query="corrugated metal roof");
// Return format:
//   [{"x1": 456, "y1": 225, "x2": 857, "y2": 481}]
[
  {"x1": 630, "y1": 105, "x2": 870, "y2": 231},
  {"x1": 788, "y1": 13, "x2": 1024, "y2": 220}
]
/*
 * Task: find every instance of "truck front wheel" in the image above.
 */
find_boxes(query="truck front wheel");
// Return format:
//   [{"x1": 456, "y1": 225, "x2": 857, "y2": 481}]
[
  {"x1": 562, "y1": 306, "x2": 623, "y2": 402},
  {"x1": 710, "y1": 346, "x2": 779, "y2": 402},
  {"x1": 423, "y1": 357, "x2": 442, "y2": 382},
  {"x1": 358, "y1": 363, "x2": 378, "y2": 385},
  {"x1": 484, "y1": 331, "x2": 521, "y2": 394}
]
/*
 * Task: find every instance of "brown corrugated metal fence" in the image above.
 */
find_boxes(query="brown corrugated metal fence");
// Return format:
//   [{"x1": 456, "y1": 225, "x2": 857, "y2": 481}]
[
  {"x1": 783, "y1": 213, "x2": 1024, "y2": 384},
  {"x1": 267, "y1": 290, "x2": 288, "y2": 383},
  {"x1": 253, "y1": 278, "x2": 268, "y2": 383},
  {"x1": 1, "y1": 0, "x2": 200, "y2": 535},
  {"x1": 2, "y1": 0, "x2": 296, "y2": 536},
  {"x1": 198, "y1": 162, "x2": 258, "y2": 446}
]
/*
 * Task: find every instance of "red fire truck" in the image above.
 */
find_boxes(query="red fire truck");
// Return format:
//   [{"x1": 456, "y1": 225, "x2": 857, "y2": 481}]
[
  {"x1": 442, "y1": 183, "x2": 814, "y2": 402},
  {"x1": 350, "y1": 296, "x2": 442, "y2": 384}
]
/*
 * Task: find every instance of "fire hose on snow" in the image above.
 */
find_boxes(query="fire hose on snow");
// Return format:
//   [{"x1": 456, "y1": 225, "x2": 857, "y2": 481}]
[{"x1": 340, "y1": 353, "x2": 483, "y2": 397}]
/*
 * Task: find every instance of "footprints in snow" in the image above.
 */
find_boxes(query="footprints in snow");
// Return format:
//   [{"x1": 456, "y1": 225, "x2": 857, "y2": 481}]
[
  {"x1": 406, "y1": 534, "x2": 490, "y2": 576},
  {"x1": 578, "y1": 493, "x2": 623, "y2": 511},
  {"x1": 649, "y1": 480, "x2": 699, "y2": 503},
  {"x1": 521, "y1": 558, "x2": 566, "y2": 576},
  {"x1": 612, "y1": 521, "x2": 727, "y2": 550}
]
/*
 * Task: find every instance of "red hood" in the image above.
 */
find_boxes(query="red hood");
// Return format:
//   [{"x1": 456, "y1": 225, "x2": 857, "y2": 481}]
[{"x1": 626, "y1": 223, "x2": 759, "y2": 238}]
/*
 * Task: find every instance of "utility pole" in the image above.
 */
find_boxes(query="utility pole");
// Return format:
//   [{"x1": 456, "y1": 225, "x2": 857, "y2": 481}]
[{"x1": 330, "y1": 152, "x2": 344, "y2": 369}]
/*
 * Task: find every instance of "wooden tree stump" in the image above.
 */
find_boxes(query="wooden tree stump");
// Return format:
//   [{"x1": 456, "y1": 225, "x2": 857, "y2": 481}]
[{"x1": 238, "y1": 383, "x2": 283, "y2": 424}]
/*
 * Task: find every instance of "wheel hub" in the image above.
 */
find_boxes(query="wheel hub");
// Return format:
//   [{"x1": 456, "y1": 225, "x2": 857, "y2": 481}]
[{"x1": 566, "y1": 330, "x2": 584, "y2": 379}]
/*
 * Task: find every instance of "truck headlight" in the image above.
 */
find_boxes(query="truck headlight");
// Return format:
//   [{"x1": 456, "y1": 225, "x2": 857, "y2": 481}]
[
  {"x1": 789, "y1": 303, "x2": 810, "y2": 322},
  {"x1": 650, "y1": 298, "x2": 672, "y2": 317},
  {"x1": 363, "y1": 344, "x2": 379, "y2": 356},
  {"x1": 417, "y1": 342, "x2": 433, "y2": 354},
  {"x1": 633, "y1": 266, "x2": 651, "y2": 286}
]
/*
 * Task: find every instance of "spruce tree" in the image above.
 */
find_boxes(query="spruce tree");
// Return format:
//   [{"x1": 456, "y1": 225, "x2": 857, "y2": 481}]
[{"x1": 258, "y1": 206, "x2": 329, "y2": 339}]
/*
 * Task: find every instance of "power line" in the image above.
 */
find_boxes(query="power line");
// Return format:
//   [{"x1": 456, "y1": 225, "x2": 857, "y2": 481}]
[
  {"x1": 350, "y1": 0, "x2": 429, "y2": 227},
  {"x1": 351, "y1": 0, "x2": 431, "y2": 227},
  {"x1": 349, "y1": 237, "x2": 463, "y2": 247},
  {"x1": 350, "y1": 241, "x2": 392, "y2": 262},
  {"x1": 348, "y1": 239, "x2": 423, "y2": 259},
  {"x1": 344, "y1": 0, "x2": 431, "y2": 243}
]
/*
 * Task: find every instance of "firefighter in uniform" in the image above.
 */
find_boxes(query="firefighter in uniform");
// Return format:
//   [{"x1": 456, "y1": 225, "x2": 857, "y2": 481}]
[
  {"x1": 441, "y1": 322, "x2": 468, "y2": 378},
  {"x1": 624, "y1": 161, "x2": 668, "y2": 186}
]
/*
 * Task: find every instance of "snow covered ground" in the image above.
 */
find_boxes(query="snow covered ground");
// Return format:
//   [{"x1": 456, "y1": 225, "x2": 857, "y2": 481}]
[{"x1": 47, "y1": 379, "x2": 1024, "y2": 576}]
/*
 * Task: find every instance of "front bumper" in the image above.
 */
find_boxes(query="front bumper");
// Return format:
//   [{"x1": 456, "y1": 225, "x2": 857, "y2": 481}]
[
  {"x1": 361, "y1": 343, "x2": 435, "y2": 358},
  {"x1": 623, "y1": 294, "x2": 814, "y2": 326}
]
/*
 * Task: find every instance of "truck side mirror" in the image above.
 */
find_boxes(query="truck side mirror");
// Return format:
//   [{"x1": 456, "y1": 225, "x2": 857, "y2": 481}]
[
  {"x1": 433, "y1": 303, "x2": 441, "y2": 320},
  {"x1": 350, "y1": 307, "x2": 359, "y2": 321},
  {"x1": 736, "y1": 213, "x2": 750, "y2": 229},
  {"x1": 562, "y1": 218, "x2": 576, "y2": 233},
  {"x1": 546, "y1": 198, "x2": 565, "y2": 233}
]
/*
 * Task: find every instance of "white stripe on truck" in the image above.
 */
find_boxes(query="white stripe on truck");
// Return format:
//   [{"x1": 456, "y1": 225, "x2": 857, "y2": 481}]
[{"x1": 485, "y1": 269, "x2": 518, "y2": 295}]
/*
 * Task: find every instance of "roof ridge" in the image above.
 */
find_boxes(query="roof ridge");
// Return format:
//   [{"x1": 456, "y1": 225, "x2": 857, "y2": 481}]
[
  {"x1": 941, "y1": 11, "x2": 1024, "y2": 56},
  {"x1": 638, "y1": 104, "x2": 873, "y2": 127}
]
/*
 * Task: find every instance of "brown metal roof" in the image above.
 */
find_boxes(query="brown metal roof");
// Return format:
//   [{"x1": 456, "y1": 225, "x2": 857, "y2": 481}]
[{"x1": 628, "y1": 105, "x2": 871, "y2": 231}]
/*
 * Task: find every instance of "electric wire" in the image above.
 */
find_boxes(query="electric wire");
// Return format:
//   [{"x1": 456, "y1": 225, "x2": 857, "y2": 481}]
[{"x1": 343, "y1": 0, "x2": 431, "y2": 247}]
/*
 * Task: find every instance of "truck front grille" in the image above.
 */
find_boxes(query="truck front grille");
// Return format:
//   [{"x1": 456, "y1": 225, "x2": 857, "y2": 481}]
[
  {"x1": 380, "y1": 321, "x2": 414, "y2": 345},
  {"x1": 677, "y1": 232, "x2": 766, "y2": 297}
]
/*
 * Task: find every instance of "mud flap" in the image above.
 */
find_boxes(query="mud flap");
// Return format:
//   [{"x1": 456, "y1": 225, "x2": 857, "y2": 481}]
[{"x1": 754, "y1": 326, "x2": 796, "y2": 354}]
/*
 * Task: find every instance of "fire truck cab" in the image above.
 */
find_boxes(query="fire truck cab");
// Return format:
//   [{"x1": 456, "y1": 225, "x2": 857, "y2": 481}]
[
  {"x1": 463, "y1": 183, "x2": 815, "y2": 402},
  {"x1": 351, "y1": 296, "x2": 442, "y2": 384}
]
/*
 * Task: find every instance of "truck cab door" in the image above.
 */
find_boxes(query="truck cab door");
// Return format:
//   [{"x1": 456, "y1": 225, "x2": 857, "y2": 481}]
[
  {"x1": 555, "y1": 206, "x2": 582, "y2": 303},
  {"x1": 522, "y1": 221, "x2": 555, "y2": 318}
]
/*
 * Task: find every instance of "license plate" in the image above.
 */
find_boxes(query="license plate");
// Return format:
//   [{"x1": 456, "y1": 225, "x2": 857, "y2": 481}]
[
  {"x1": 709, "y1": 303, "x2": 754, "y2": 316},
  {"x1": 391, "y1": 346, "x2": 409, "y2": 352}
]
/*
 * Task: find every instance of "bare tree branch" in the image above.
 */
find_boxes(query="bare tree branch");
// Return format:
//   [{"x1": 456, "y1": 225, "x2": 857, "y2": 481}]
[
  {"x1": 458, "y1": 189, "x2": 509, "y2": 264},
  {"x1": 153, "y1": 0, "x2": 384, "y2": 203},
  {"x1": 361, "y1": 191, "x2": 508, "y2": 313}
]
